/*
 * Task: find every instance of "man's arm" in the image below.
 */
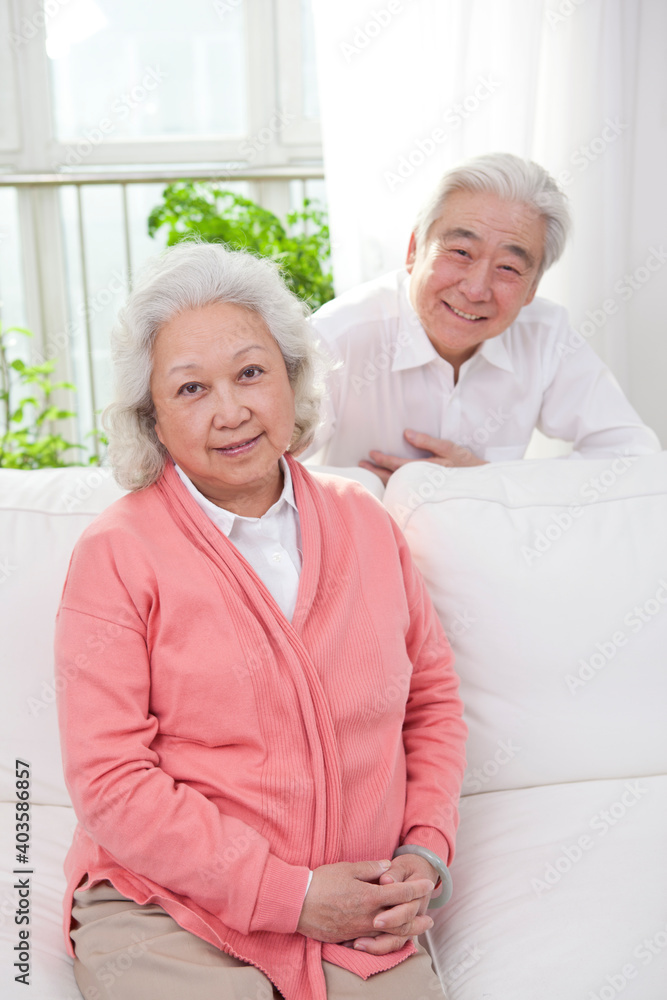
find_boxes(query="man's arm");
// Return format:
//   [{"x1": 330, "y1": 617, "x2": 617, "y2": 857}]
[
  {"x1": 537, "y1": 329, "x2": 660, "y2": 456},
  {"x1": 359, "y1": 430, "x2": 486, "y2": 485}
]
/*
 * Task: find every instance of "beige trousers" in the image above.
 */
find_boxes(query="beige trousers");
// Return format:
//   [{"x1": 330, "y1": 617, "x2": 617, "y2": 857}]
[{"x1": 70, "y1": 882, "x2": 444, "y2": 1000}]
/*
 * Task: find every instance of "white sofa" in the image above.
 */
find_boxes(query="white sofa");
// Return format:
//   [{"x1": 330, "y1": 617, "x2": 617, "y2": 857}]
[{"x1": 1, "y1": 455, "x2": 666, "y2": 999}]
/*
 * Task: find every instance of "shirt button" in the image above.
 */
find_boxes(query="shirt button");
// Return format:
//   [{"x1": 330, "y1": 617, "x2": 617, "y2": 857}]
[{"x1": 272, "y1": 553, "x2": 282, "y2": 562}]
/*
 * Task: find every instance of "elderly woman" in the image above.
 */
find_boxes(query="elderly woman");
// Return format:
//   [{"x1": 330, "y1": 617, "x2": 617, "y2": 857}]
[{"x1": 55, "y1": 242, "x2": 467, "y2": 1000}]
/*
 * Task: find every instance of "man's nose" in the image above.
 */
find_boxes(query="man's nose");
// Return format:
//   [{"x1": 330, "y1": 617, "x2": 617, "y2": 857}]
[{"x1": 459, "y1": 259, "x2": 493, "y2": 301}]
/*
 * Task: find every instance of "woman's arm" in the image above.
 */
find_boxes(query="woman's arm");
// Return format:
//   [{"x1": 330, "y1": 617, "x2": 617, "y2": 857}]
[
  {"x1": 56, "y1": 519, "x2": 445, "y2": 945},
  {"x1": 353, "y1": 518, "x2": 468, "y2": 955}
]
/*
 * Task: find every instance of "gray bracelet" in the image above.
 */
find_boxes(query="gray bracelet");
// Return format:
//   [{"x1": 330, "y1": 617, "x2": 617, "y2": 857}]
[{"x1": 392, "y1": 844, "x2": 453, "y2": 909}]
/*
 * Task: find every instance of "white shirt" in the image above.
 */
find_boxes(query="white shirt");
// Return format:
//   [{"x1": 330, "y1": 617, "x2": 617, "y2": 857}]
[
  {"x1": 174, "y1": 458, "x2": 302, "y2": 621},
  {"x1": 303, "y1": 268, "x2": 660, "y2": 466}
]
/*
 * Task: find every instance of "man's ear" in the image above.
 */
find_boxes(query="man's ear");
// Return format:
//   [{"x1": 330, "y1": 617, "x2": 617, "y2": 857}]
[
  {"x1": 406, "y1": 232, "x2": 418, "y2": 271},
  {"x1": 524, "y1": 278, "x2": 540, "y2": 306}
]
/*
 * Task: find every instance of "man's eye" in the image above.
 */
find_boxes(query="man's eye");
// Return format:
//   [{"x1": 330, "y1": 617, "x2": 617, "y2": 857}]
[
  {"x1": 499, "y1": 264, "x2": 520, "y2": 274},
  {"x1": 178, "y1": 382, "x2": 202, "y2": 395}
]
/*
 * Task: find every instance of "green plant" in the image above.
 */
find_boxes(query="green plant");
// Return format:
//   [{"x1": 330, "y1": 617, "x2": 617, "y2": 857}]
[
  {"x1": 0, "y1": 324, "x2": 98, "y2": 469},
  {"x1": 147, "y1": 182, "x2": 334, "y2": 310}
]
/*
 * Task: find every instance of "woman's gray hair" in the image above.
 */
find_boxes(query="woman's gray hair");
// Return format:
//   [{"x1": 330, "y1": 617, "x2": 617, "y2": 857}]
[
  {"x1": 413, "y1": 152, "x2": 572, "y2": 278},
  {"x1": 104, "y1": 241, "x2": 328, "y2": 490}
]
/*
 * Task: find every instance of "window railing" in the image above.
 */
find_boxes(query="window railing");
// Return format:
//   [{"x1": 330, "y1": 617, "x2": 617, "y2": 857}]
[{"x1": 0, "y1": 165, "x2": 325, "y2": 455}]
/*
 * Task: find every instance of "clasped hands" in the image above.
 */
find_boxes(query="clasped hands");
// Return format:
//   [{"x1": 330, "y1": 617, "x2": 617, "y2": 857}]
[
  {"x1": 297, "y1": 854, "x2": 439, "y2": 956},
  {"x1": 359, "y1": 429, "x2": 487, "y2": 486}
]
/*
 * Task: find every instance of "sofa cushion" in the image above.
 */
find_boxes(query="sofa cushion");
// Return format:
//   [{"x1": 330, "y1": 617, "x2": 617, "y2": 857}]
[
  {"x1": 426, "y1": 774, "x2": 667, "y2": 999},
  {"x1": 384, "y1": 453, "x2": 667, "y2": 792}
]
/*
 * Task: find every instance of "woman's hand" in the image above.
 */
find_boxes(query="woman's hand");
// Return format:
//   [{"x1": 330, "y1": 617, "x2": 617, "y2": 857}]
[
  {"x1": 296, "y1": 859, "x2": 435, "y2": 946},
  {"x1": 351, "y1": 853, "x2": 440, "y2": 955}
]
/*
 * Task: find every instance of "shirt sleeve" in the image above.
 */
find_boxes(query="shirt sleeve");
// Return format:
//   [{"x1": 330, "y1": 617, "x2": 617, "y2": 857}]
[
  {"x1": 537, "y1": 311, "x2": 661, "y2": 457},
  {"x1": 390, "y1": 519, "x2": 468, "y2": 866},
  {"x1": 55, "y1": 534, "x2": 311, "y2": 938}
]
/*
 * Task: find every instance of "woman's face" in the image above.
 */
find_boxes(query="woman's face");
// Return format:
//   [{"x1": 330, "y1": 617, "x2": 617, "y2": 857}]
[{"x1": 151, "y1": 301, "x2": 296, "y2": 516}]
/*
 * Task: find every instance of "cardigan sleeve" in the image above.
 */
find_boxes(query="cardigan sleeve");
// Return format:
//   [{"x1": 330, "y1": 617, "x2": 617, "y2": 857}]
[
  {"x1": 391, "y1": 519, "x2": 468, "y2": 866},
  {"x1": 55, "y1": 529, "x2": 310, "y2": 938}
]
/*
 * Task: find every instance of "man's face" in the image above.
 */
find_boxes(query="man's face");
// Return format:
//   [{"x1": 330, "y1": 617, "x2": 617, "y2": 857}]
[{"x1": 406, "y1": 189, "x2": 546, "y2": 369}]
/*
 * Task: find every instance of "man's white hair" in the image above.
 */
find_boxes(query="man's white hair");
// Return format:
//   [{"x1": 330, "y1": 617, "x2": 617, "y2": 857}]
[
  {"x1": 413, "y1": 152, "x2": 572, "y2": 278},
  {"x1": 104, "y1": 241, "x2": 328, "y2": 491}
]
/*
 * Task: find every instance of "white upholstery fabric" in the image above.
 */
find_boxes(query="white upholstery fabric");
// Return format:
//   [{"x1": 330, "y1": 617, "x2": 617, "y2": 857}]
[
  {"x1": 2, "y1": 457, "x2": 666, "y2": 999},
  {"x1": 428, "y1": 777, "x2": 667, "y2": 1000},
  {"x1": 383, "y1": 453, "x2": 667, "y2": 999}
]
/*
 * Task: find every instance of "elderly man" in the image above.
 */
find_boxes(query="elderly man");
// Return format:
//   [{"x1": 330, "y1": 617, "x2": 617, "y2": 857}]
[{"x1": 303, "y1": 153, "x2": 660, "y2": 483}]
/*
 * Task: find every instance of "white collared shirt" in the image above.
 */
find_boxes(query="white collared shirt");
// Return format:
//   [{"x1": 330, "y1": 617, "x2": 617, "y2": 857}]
[
  {"x1": 303, "y1": 268, "x2": 660, "y2": 466},
  {"x1": 174, "y1": 458, "x2": 302, "y2": 621}
]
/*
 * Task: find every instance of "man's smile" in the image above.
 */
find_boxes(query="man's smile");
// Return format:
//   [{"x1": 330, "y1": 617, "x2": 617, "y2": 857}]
[{"x1": 444, "y1": 301, "x2": 486, "y2": 322}]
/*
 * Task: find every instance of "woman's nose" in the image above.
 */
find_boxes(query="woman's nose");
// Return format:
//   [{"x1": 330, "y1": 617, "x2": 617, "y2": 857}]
[{"x1": 211, "y1": 390, "x2": 251, "y2": 429}]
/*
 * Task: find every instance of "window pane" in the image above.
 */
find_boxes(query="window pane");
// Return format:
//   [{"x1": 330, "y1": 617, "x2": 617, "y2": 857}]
[
  {"x1": 301, "y1": 0, "x2": 320, "y2": 120},
  {"x1": 46, "y1": 0, "x2": 247, "y2": 141},
  {"x1": 0, "y1": 188, "x2": 27, "y2": 332}
]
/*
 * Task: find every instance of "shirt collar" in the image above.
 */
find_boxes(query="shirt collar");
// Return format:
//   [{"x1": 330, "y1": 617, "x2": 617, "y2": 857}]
[
  {"x1": 393, "y1": 267, "x2": 516, "y2": 375},
  {"x1": 174, "y1": 456, "x2": 297, "y2": 537}
]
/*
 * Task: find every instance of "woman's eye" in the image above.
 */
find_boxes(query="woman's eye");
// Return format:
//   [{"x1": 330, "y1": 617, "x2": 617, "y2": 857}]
[
  {"x1": 240, "y1": 366, "x2": 263, "y2": 379},
  {"x1": 178, "y1": 382, "x2": 202, "y2": 395}
]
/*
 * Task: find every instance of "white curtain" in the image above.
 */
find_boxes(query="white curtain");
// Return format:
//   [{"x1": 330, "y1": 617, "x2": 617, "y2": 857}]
[{"x1": 311, "y1": 0, "x2": 667, "y2": 445}]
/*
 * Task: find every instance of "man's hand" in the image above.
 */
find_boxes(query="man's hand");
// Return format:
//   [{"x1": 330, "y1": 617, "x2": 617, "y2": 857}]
[
  {"x1": 351, "y1": 853, "x2": 439, "y2": 955},
  {"x1": 296, "y1": 859, "x2": 434, "y2": 948},
  {"x1": 359, "y1": 429, "x2": 487, "y2": 486}
]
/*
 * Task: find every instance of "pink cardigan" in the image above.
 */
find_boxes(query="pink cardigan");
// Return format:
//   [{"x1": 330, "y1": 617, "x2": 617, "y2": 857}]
[{"x1": 55, "y1": 457, "x2": 466, "y2": 1000}]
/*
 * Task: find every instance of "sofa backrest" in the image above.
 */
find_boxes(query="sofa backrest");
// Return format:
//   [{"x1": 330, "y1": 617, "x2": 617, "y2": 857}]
[
  {"x1": 0, "y1": 468, "x2": 126, "y2": 805},
  {"x1": 384, "y1": 453, "x2": 667, "y2": 795}
]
